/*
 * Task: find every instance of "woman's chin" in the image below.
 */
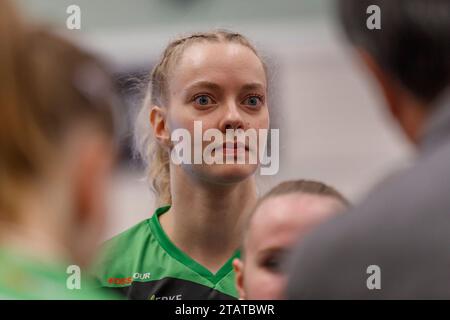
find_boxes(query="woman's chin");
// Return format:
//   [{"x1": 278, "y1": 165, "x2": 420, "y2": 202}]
[{"x1": 195, "y1": 164, "x2": 258, "y2": 185}]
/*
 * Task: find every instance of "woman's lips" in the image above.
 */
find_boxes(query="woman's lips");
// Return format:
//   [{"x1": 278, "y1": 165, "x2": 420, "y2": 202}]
[{"x1": 217, "y1": 142, "x2": 248, "y2": 155}]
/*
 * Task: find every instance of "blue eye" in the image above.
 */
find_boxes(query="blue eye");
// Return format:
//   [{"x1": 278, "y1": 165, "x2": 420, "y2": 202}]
[
  {"x1": 243, "y1": 95, "x2": 263, "y2": 107},
  {"x1": 194, "y1": 95, "x2": 214, "y2": 106}
]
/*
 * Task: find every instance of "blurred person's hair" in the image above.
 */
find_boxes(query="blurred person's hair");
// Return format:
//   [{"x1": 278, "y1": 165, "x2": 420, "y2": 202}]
[
  {"x1": 0, "y1": 11, "x2": 117, "y2": 220},
  {"x1": 135, "y1": 30, "x2": 267, "y2": 206},
  {"x1": 241, "y1": 179, "x2": 350, "y2": 257},
  {"x1": 255, "y1": 180, "x2": 350, "y2": 209},
  {"x1": 338, "y1": 0, "x2": 450, "y2": 105}
]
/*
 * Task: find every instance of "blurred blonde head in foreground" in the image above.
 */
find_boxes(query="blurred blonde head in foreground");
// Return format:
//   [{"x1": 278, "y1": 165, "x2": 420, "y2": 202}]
[{"x1": 0, "y1": 0, "x2": 119, "y2": 299}]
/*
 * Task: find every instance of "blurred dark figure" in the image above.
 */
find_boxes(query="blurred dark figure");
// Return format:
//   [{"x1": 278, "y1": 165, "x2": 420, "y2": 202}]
[{"x1": 287, "y1": 0, "x2": 450, "y2": 299}]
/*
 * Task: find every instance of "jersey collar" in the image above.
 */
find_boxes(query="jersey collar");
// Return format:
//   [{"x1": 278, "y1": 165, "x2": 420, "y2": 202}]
[{"x1": 149, "y1": 205, "x2": 240, "y2": 285}]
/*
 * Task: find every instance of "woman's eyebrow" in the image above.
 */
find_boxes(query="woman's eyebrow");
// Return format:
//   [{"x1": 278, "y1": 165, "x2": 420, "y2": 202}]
[
  {"x1": 184, "y1": 81, "x2": 265, "y2": 93},
  {"x1": 240, "y1": 83, "x2": 265, "y2": 92},
  {"x1": 256, "y1": 247, "x2": 284, "y2": 260},
  {"x1": 185, "y1": 80, "x2": 222, "y2": 92}
]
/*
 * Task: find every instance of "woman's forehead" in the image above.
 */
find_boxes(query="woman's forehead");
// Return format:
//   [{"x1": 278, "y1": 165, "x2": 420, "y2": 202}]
[
  {"x1": 169, "y1": 42, "x2": 266, "y2": 90},
  {"x1": 248, "y1": 194, "x2": 344, "y2": 242}
]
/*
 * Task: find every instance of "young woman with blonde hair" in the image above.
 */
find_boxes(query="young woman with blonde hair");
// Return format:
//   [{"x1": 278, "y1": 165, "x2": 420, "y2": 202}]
[{"x1": 95, "y1": 30, "x2": 270, "y2": 300}]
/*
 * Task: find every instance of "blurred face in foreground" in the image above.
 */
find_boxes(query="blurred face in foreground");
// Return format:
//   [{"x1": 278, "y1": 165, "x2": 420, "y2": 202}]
[{"x1": 233, "y1": 193, "x2": 346, "y2": 299}]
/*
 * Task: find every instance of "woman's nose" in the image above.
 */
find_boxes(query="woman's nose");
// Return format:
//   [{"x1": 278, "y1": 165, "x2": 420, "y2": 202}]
[
  {"x1": 224, "y1": 121, "x2": 243, "y2": 130},
  {"x1": 220, "y1": 103, "x2": 245, "y2": 132}
]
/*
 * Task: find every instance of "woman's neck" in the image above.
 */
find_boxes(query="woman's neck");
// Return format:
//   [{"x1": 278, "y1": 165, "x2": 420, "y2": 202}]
[
  {"x1": 159, "y1": 166, "x2": 258, "y2": 273},
  {"x1": 0, "y1": 218, "x2": 70, "y2": 268},
  {"x1": 0, "y1": 190, "x2": 72, "y2": 268}
]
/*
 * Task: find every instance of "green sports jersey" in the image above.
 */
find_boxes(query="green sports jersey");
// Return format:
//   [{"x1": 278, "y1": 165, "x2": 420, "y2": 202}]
[
  {"x1": 0, "y1": 246, "x2": 119, "y2": 300},
  {"x1": 94, "y1": 205, "x2": 240, "y2": 300}
]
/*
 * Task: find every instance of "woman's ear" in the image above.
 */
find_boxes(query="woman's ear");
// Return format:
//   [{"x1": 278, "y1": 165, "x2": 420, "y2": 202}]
[
  {"x1": 71, "y1": 132, "x2": 115, "y2": 267},
  {"x1": 150, "y1": 105, "x2": 171, "y2": 149},
  {"x1": 232, "y1": 258, "x2": 247, "y2": 300}
]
